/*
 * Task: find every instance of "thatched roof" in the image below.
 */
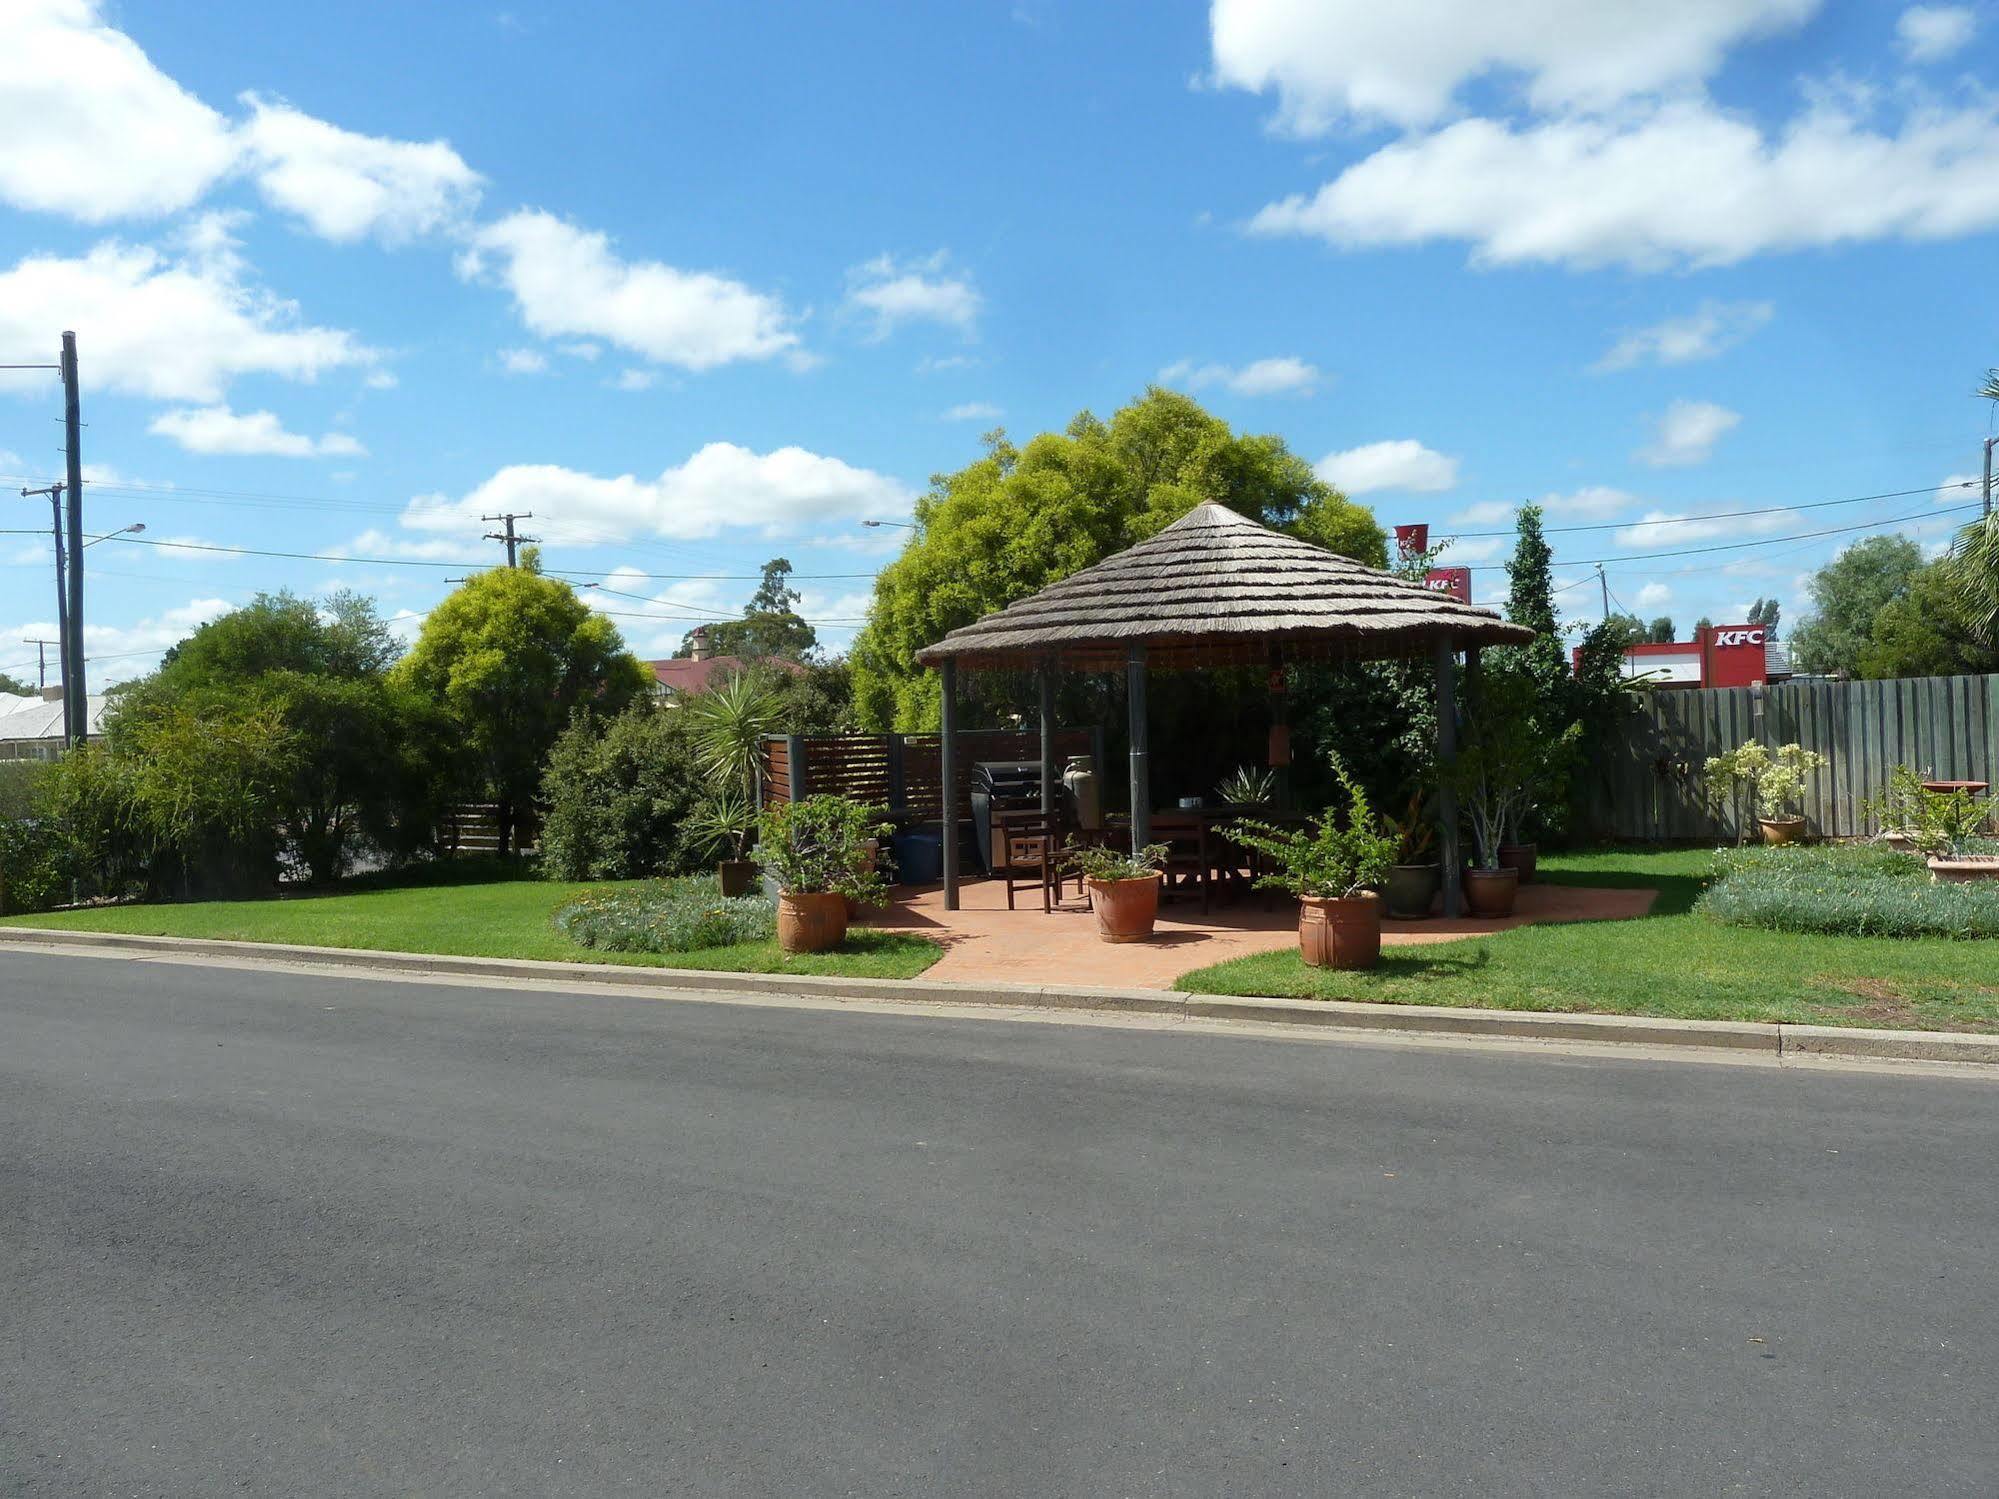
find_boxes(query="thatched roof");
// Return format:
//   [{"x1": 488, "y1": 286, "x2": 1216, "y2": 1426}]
[{"x1": 915, "y1": 501, "x2": 1535, "y2": 671}]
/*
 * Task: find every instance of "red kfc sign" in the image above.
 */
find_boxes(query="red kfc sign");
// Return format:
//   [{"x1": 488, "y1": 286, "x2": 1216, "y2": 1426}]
[
  {"x1": 1424, "y1": 567, "x2": 1471, "y2": 603},
  {"x1": 1394, "y1": 524, "x2": 1430, "y2": 559},
  {"x1": 1713, "y1": 627, "x2": 1765, "y2": 648}
]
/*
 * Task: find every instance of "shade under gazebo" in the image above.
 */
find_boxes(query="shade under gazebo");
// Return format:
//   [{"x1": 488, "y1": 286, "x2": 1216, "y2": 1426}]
[{"x1": 917, "y1": 502, "x2": 1535, "y2": 915}]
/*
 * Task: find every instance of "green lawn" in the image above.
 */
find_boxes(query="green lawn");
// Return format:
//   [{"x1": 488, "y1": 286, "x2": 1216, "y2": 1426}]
[
  {"x1": 0, "y1": 873, "x2": 941, "y2": 980},
  {"x1": 1177, "y1": 847, "x2": 1999, "y2": 1031}
]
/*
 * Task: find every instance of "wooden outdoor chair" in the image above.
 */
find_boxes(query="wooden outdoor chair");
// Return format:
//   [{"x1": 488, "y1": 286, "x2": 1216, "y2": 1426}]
[{"x1": 1001, "y1": 814, "x2": 1061, "y2": 913}]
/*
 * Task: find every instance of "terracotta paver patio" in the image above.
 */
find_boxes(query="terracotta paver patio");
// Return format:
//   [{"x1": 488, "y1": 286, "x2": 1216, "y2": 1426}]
[{"x1": 869, "y1": 878, "x2": 1658, "y2": 990}]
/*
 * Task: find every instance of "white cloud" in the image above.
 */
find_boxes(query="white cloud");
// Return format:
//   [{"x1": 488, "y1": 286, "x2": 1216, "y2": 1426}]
[
  {"x1": 1315, "y1": 439, "x2": 1459, "y2": 495},
  {"x1": 1936, "y1": 471, "x2": 1980, "y2": 506},
  {"x1": 1594, "y1": 300, "x2": 1773, "y2": 371},
  {"x1": 1541, "y1": 484, "x2": 1641, "y2": 519},
  {"x1": 1209, "y1": 0, "x2": 1817, "y2": 132},
  {"x1": 610, "y1": 368, "x2": 657, "y2": 392},
  {"x1": 1250, "y1": 95, "x2": 1999, "y2": 271},
  {"x1": 1434, "y1": 535, "x2": 1506, "y2": 566},
  {"x1": 0, "y1": 232, "x2": 375, "y2": 402},
  {"x1": 844, "y1": 252, "x2": 980, "y2": 339},
  {"x1": 2, "y1": 596, "x2": 236, "y2": 686},
  {"x1": 916, "y1": 353, "x2": 978, "y2": 374},
  {"x1": 460, "y1": 210, "x2": 798, "y2": 370},
  {"x1": 0, "y1": 0, "x2": 237, "y2": 221},
  {"x1": 363, "y1": 369, "x2": 398, "y2": 390},
  {"x1": 1897, "y1": 5, "x2": 1975, "y2": 61},
  {"x1": 238, "y1": 95, "x2": 482, "y2": 243},
  {"x1": 943, "y1": 401, "x2": 1003, "y2": 421},
  {"x1": 1635, "y1": 581, "x2": 1674, "y2": 609},
  {"x1": 1158, "y1": 355, "x2": 1322, "y2": 396},
  {"x1": 335, "y1": 529, "x2": 474, "y2": 562},
  {"x1": 1637, "y1": 399, "x2": 1739, "y2": 467},
  {"x1": 399, "y1": 442, "x2": 916, "y2": 545},
  {"x1": 1448, "y1": 500, "x2": 1515, "y2": 526},
  {"x1": 149, "y1": 404, "x2": 365, "y2": 458},
  {"x1": 499, "y1": 347, "x2": 548, "y2": 375},
  {"x1": 1614, "y1": 506, "x2": 1785, "y2": 548}
]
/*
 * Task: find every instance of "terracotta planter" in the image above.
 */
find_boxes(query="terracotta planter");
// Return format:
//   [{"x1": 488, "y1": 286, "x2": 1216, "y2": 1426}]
[
  {"x1": 1928, "y1": 856, "x2": 1999, "y2": 884},
  {"x1": 718, "y1": 858, "x2": 757, "y2": 898},
  {"x1": 1384, "y1": 863, "x2": 1440, "y2": 920},
  {"x1": 1464, "y1": 866, "x2": 1520, "y2": 918},
  {"x1": 776, "y1": 890, "x2": 849, "y2": 954},
  {"x1": 1758, "y1": 816, "x2": 1806, "y2": 845},
  {"x1": 1298, "y1": 892, "x2": 1383, "y2": 969},
  {"x1": 1881, "y1": 830, "x2": 1917, "y2": 853},
  {"x1": 1497, "y1": 842, "x2": 1538, "y2": 883},
  {"x1": 1086, "y1": 874, "x2": 1160, "y2": 943}
]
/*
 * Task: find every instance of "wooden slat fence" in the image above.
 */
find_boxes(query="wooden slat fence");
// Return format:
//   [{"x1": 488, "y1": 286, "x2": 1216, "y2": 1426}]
[
  {"x1": 761, "y1": 729, "x2": 1097, "y2": 819},
  {"x1": 1587, "y1": 673, "x2": 1999, "y2": 841}
]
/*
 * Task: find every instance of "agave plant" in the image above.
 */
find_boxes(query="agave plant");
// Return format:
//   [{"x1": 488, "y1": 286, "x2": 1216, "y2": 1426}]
[{"x1": 1215, "y1": 763, "x2": 1278, "y2": 807}]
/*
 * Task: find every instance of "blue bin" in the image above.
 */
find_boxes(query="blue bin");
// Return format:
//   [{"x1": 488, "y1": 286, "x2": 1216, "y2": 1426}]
[{"x1": 891, "y1": 828, "x2": 944, "y2": 885}]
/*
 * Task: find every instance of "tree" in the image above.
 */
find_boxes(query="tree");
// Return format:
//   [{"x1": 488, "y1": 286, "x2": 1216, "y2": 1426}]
[
  {"x1": 1787, "y1": 536, "x2": 1925, "y2": 678},
  {"x1": 1600, "y1": 612, "x2": 1647, "y2": 650},
  {"x1": 1504, "y1": 504, "x2": 1557, "y2": 637},
  {"x1": 1857, "y1": 561, "x2": 1993, "y2": 679},
  {"x1": 849, "y1": 388, "x2": 1386, "y2": 728},
  {"x1": 1947, "y1": 512, "x2": 1999, "y2": 663},
  {"x1": 1646, "y1": 616, "x2": 1676, "y2": 644},
  {"x1": 540, "y1": 703, "x2": 706, "y2": 880},
  {"x1": 1747, "y1": 597, "x2": 1780, "y2": 634},
  {"x1": 0, "y1": 671, "x2": 34, "y2": 697},
  {"x1": 1693, "y1": 615, "x2": 1714, "y2": 636},
  {"x1": 394, "y1": 561, "x2": 650, "y2": 855},
  {"x1": 679, "y1": 557, "x2": 818, "y2": 661}
]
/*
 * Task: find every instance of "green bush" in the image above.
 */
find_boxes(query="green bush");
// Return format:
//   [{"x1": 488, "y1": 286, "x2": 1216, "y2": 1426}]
[
  {"x1": 1698, "y1": 843, "x2": 1999, "y2": 939},
  {"x1": 0, "y1": 814, "x2": 73, "y2": 915},
  {"x1": 540, "y1": 704, "x2": 708, "y2": 881},
  {"x1": 552, "y1": 876, "x2": 777, "y2": 953}
]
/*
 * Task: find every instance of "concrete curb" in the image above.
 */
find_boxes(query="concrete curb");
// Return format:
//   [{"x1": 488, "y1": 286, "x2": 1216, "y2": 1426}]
[{"x1": 3, "y1": 924, "x2": 1994, "y2": 1065}]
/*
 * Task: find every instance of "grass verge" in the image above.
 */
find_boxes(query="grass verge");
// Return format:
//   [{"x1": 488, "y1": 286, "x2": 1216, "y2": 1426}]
[
  {"x1": 0, "y1": 875, "x2": 941, "y2": 981},
  {"x1": 1177, "y1": 847, "x2": 1999, "y2": 1032}
]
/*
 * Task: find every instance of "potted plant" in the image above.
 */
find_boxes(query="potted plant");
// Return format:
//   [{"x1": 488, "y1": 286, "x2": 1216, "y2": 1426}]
[
  {"x1": 1215, "y1": 764, "x2": 1277, "y2": 807},
  {"x1": 1381, "y1": 790, "x2": 1440, "y2": 920},
  {"x1": 1229, "y1": 760, "x2": 1399, "y2": 968},
  {"x1": 687, "y1": 672, "x2": 782, "y2": 892},
  {"x1": 753, "y1": 794, "x2": 892, "y2": 953},
  {"x1": 1869, "y1": 769, "x2": 1999, "y2": 881},
  {"x1": 1703, "y1": 742, "x2": 1828, "y2": 845},
  {"x1": 1450, "y1": 703, "x2": 1578, "y2": 919},
  {"x1": 1065, "y1": 841, "x2": 1168, "y2": 943}
]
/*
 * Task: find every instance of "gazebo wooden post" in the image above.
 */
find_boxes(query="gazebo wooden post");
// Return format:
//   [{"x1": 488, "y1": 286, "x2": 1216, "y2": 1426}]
[
  {"x1": 1434, "y1": 637, "x2": 1462, "y2": 918},
  {"x1": 941, "y1": 656, "x2": 960, "y2": 911},
  {"x1": 1038, "y1": 659, "x2": 1057, "y2": 816},
  {"x1": 1127, "y1": 641, "x2": 1150, "y2": 853}
]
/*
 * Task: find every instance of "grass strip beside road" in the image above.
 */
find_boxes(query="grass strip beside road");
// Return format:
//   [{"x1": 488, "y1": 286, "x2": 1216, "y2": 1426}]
[
  {"x1": 0, "y1": 876, "x2": 941, "y2": 981},
  {"x1": 1177, "y1": 848, "x2": 1999, "y2": 1032}
]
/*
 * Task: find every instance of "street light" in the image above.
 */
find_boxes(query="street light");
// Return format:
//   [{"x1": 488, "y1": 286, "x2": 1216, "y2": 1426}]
[
  {"x1": 82, "y1": 522, "x2": 145, "y2": 548},
  {"x1": 861, "y1": 518, "x2": 915, "y2": 529}
]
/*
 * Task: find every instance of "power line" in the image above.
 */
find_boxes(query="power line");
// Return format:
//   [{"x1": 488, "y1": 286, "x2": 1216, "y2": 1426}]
[
  {"x1": 1460, "y1": 501, "x2": 1983, "y2": 571},
  {"x1": 1447, "y1": 478, "x2": 1979, "y2": 538}
]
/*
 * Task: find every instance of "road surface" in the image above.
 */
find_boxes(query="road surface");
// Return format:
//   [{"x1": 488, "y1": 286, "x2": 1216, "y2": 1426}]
[{"x1": 4, "y1": 949, "x2": 1997, "y2": 1496}]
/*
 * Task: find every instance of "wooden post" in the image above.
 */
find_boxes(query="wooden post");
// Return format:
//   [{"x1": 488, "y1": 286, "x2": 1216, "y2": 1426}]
[
  {"x1": 941, "y1": 658, "x2": 960, "y2": 910},
  {"x1": 1127, "y1": 642, "x2": 1150, "y2": 853},
  {"x1": 1435, "y1": 637, "x2": 1462, "y2": 918},
  {"x1": 1038, "y1": 660, "x2": 1057, "y2": 815}
]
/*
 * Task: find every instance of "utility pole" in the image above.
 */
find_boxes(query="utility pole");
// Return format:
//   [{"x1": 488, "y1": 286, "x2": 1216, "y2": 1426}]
[
  {"x1": 482, "y1": 511, "x2": 536, "y2": 567},
  {"x1": 61, "y1": 332, "x2": 85, "y2": 746},
  {"x1": 23, "y1": 638, "x2": 61, "y2": 691},
  {"x1": 1597, "y1": 563, "x2": 1610, "y2": 620},
  {"x1": 19, "y1": 482, "x2": 69, "y2": 710},
  {"x1": 1984, "y1": 436, "x2": 1995, "y2": 520}
]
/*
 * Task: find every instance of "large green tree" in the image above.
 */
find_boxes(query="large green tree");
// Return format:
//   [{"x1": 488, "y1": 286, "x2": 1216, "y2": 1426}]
[
  {"x1": 394, "y1": 557, "x2": 649, "y2": 854},
  {"x1": 849, "y1": 388, "x2": 1387, "y2": 728},
  {"x1": 1504, "y1": 503, "x2": 1557, "y2": 637},
  {"x1": 678, "y1": 557, "x2": 818, "y2": 661},
  {"x1": 1787, "y1": 535, "x2": 1925, "y2": 678},
  {"x1": 0, "y1": 670, "x2": 35, "y2": 697}
]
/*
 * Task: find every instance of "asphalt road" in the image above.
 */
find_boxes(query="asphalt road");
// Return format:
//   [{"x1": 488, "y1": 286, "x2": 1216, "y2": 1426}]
[{"x1": 5, "y1": 952, "x2": 1998, "y2": 1497}]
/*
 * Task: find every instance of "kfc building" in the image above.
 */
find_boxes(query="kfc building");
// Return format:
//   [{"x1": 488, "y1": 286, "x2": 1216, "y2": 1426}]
[{"x1": 1585, "y1": 624, "x2": 1794, "y2": 689}]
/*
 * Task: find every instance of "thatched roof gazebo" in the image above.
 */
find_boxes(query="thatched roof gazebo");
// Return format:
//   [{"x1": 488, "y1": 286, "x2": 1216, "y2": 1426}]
[{"x1": 916, "y1": 502, "x2": 1535, "y2": 915}]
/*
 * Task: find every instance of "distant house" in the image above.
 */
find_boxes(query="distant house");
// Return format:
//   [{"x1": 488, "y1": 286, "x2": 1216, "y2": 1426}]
[
  {"x1": 645, "y1": 625, "x2": 804, "y2": 703},
  {"x1": 0, "y1": 689, "x2": 108, "y2": 761}
]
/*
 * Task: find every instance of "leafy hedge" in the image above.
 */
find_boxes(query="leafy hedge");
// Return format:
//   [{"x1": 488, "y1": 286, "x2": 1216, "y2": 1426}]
[
  {"x1": 553, "y1": 876, "x2": 777, "y2": 953},
  {"x1": 1697, "y1": 843, "x2": 1999, "y2": 939}
]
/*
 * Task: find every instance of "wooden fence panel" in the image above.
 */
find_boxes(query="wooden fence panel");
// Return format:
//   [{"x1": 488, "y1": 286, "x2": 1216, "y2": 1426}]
[
  {"x1": 761, "y1": 728, "x2": 1093, "y2": 819},
  {"x1": 1588, "y1": 673, "x2": 1999, "y2": 840}
]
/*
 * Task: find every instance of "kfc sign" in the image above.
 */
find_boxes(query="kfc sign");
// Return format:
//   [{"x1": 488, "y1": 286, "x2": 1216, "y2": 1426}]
[
  {"x1": 1713, "y1": 628, "x2": 1765, "y2": 648},
  {"x1": 1424, "y1": 567, "x2": 1471, "y2": 603},
  {"x1": 1394, "y1": 524, "x2": 1430, "y2": 559}
]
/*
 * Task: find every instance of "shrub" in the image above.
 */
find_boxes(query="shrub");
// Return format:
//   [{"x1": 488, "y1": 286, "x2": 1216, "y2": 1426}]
[
  {"x1": 1228, "y1": 758, "x2": 1399, "y2": 898},
  {"x1": 540, "y1": 705, "x2": 707, "y2": 881},
  {"x1": 754, "y1": 795, "x2": 891, "y2": 901},
  {"x1": 1702, "y1": 742, "x2": 1828, "y2": 839},
  {"x1": 1065, "y1": 841, "x2": 1168, "y2": 883},
  {"x1": 0, "y1": 813, "x2": 74, "y2": 915},
  {"x1": 1697, "y1": 843, "x2": 1999, "y2": 939},
  {"x1": 553, "y1": 876, "x2": 777, "y2": 953}
]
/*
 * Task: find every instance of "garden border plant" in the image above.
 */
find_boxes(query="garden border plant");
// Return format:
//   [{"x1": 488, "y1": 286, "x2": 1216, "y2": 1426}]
[{"x1": 1230, "y1": 758, "x2": 1398, "y2": 969}]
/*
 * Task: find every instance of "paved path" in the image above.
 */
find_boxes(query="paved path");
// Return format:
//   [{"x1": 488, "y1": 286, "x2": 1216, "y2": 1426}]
[
  {"x1": 873, "y1": 876, "x2": 1656, "y2": 987},
  {"x1": 3, "y1": 949, "x2": 1994, "y2": 1497}
]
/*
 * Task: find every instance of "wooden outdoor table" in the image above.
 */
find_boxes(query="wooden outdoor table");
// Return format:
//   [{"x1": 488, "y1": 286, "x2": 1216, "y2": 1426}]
[{"x1": 1149, "y1": 805, "x2": 1305, "y2": 911}]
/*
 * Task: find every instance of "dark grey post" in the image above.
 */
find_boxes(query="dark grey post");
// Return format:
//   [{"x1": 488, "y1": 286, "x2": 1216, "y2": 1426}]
[
  {"x1": 1435, "y1": 637, "x2": 1462, "y2": 918},
  {"x1": 1038, "y1": 661, "x2": 1057, "y2": 815},
  {"x1": 940, "y1": 658, "x2": 959, "y2": 910},
  {"x1": 784, "y1": 734, "x2": 807, "y2": 804},
  {"x1": 61, "y1": 332, "x2": 85, "y2": 746},
  {"x1": 1127, "y1": 641, "x2": 1150, "y2": 852}
]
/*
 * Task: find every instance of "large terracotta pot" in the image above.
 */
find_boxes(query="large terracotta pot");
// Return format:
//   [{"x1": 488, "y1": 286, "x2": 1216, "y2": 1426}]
[
  {"x1": 1299, "y1": 893, "x2": 1382, "y2": 969},
  {"x1": 1758, "y1": 816, "x2": 1806, "y2": 845},
  {"x1": 718, "y1": 859, "x2": 757, "y2": 898},
  {"x1": 1497, "y1": 842, "x2": 1538, "y2": 883},
  {"x1": 1464, "y1": 866, "x2": 1520, "y2": 918},
  {"x1": 1086, "y1": 874, "x2": 1159, "y2": 944},
  {"x1": 1384, "y1": 864, "x2": 1440, "y2": 920},
  {"x1": 1929, "y1": 856, "x2": 1999, "y2": 884},
  {"x1": 776, "y1": 890, "x2": 849, "y2": 954}
]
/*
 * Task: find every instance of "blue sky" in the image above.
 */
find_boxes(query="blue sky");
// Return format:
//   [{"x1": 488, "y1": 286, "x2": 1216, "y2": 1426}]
[{"x1": 3, "y1": 0, "x2": 1996, "y2": 685}]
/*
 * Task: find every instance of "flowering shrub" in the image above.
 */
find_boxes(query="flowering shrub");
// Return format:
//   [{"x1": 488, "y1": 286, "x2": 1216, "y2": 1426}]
[
  {"x1": 1697, "y1": 843, "x2": 1999, "y2": 939},
  {"x1": 553, "y1": 875, "x2": 777, "y2": 953}
]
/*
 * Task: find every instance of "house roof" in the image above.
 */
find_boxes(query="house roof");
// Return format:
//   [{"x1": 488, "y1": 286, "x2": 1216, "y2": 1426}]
[
  {"x1": 645, "y1": 656, "x2": 804, "y2": 696},
  {"x1": 0, "y1": 692, "x2": 109, "y2": 741},
  {"x1": 915, "y1": 501, "x2": 1534, "y2": 671}
]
